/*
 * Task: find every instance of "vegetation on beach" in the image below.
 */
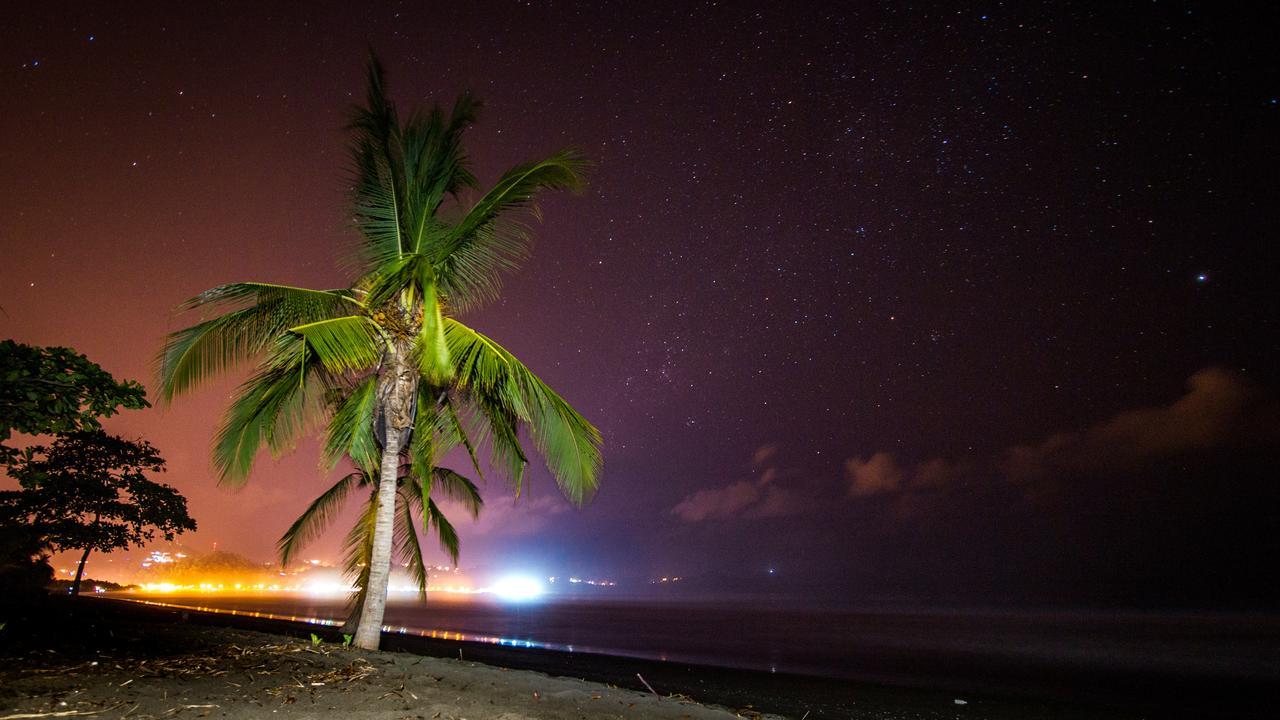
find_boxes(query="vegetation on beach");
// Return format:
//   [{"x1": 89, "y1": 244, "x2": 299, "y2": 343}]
[
  {"x1": 2, "y1": 431, "x2": 195, "y2": 596},
  {"x1": 0, "y1": 341, "x2": 186, "y2": 603}
]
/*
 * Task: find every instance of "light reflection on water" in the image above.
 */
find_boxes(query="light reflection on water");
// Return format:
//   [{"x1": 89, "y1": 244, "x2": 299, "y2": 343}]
[{"x1": 121, "y1": 597, "x2": 568, "y2": 653}]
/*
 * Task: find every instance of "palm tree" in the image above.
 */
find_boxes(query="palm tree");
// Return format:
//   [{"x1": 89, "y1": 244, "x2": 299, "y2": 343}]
[{"x1": 156, "y1": 56, "x2": 602, "y2": 650}]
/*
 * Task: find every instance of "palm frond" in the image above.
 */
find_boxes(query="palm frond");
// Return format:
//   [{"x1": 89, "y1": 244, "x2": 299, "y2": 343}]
[
  {"x1": 290, "y1": 316, "x2": 385, "y2": 374},
  {"x1": 349, "y1": 155, "x2": 405, "y2": 267},
  {"x1": 470, "y1": 390, "x2": 530, "y2": 491},
  {"x1": 278, "y1": 471, "x2": 365, "y2": 567},
  {"x1": 322, "y1": 376, "x2": 380, "y2": 472},
  {"x1": 395, "y1": 488, "x2": 429, "y2": 599},
  {"x1": 400, "y1": 96, "x2": 481, "y2": 248},
  {"x1": 443, "y1": 398, "x2": 484, "y2": 480},
  {"x1": 157, "y1": 284, "x2": 357, "y2": 403},
  {"x1": 178, "y1": 283, "x2": 362, "y2": 314},
  {"x1": 212, "y1": 336, "x2": 328, "y2": 484},
  {"x1": 347, "y1": 54, "x2": 406, "y2": 266},
  {"x1": 521, "y1": 375, "x2": 602, "y2": 505},
  {"x1": 341, "y1": 487, "x2": 379, "y2": 591},
  {"x1": 433, "y1": 467, "x2": 482, "y2": 519},
  {"x1": 444, "y1": 319, "x2": 530, "y2": 416},
  {"x1": 444, "y1": 318, "x2": 600, "y2": 504},
  {"x1": 435, "y1": 150, "x2": 589, "y2": 311},
  {"x1": 406, "y1": 393, "x2": 440, "y2": 499},
  {"x1": 426, "y1": 498, "x2": 461, "y2": 565},
  {"x1": 410, "y1": 288, "x2": 452, "y2": 384}
]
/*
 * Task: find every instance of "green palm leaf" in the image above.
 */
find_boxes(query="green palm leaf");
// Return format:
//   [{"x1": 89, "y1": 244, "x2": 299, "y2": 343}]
[
  {"x1": 322, "y1": 375, "x2": 380, "y2": 472},
  {"x1": 401, "y1": 96, "x2": 481, "y2": 250},
  {"x1": 278, "y1": 471, "x2": 365, "y2": 567},
  {"x1": 179, "y1": 283, "x2": 361, "y2": 314},
  {"x1": 395, "y1": 487, "x2": 429, "y2": 598},
  {"x1": 469, "y1": 391, "x2": 529, "y2": 492},
  {"x1": 290, "y1": 316, "x2": 385, "y2": 374},
  {"x1": 157, "y1": 284, "x2": 358, "y2": 403},
  {"x1": 426, "y1": 497, "x2": 461, "y2": 565},
  {"x1": 347, "y1": 56, "x2": 406, "y2": 265},
  {"x1": 432, "y1": 467, "x2": 482, "y2": 519},
  {"x1": 213, "y1": 336, "x2": 327, "y2": 484},
  {"x1": 435, "y1": 151, "x2": 589, "y2": 311},
  {"x1": 442, "y1": 397, "x2": 484, "y2": 481},
  {"x1": 341, "y1": 488, "x2": 378, "y2": 597},
  {"x1": 444, "y1": 318, "x2": 600, "y2": 504},
  {"x1": 403, "y1": 391, "x2": 449, "y2": 463}
]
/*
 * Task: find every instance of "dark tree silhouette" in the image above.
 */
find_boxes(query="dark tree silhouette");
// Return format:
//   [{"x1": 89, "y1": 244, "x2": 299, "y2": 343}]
[
  {"x1": 0, "y1": 502, "x2": 54, "y2": 609},
  {"x1": 1, "y1": 431, "x2": 196, "y2": 595},
  {"x1": 0, "y1": 340, "x2": 148, "y2": 465}
]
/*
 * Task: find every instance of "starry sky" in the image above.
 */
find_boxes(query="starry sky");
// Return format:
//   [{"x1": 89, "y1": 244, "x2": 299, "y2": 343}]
[{"x1": 2, "y1": 1, "x2": 1278, "y2": 608}]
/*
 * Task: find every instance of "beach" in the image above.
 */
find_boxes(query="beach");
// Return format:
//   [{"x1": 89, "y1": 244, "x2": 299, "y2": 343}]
[{"x1": 0, "y1": 599, "x2": 779, "y2": 720}]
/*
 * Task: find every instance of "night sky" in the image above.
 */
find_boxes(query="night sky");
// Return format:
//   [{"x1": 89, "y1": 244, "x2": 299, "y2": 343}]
[{"x1": 3, "y1": 1, "x2": 1278, "y2": 608}]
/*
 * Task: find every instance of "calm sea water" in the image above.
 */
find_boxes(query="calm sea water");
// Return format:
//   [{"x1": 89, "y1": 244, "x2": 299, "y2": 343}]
[{"x1": 109, "y1": 592, "x2": 1279, "y2": 697}]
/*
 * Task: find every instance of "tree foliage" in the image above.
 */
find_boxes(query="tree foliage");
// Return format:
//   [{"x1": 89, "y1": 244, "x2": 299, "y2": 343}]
[
  {"x1": 1, "y1": 431, "x2": 196, "y2": 595},
  {"x1": 0, "y1": 340, "x2": 148, "y2": 464}
]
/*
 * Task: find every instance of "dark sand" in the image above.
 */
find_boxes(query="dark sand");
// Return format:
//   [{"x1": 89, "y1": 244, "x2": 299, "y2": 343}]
[{"x1": 0, "y1": 599, "x2": 778, "y2": 720}]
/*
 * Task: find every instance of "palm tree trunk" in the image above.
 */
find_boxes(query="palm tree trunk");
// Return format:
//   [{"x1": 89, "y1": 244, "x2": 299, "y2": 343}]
[
  {"x1": 71, "y1": 546, "x2": 92, "y2": 597},
  {"x1": 352, "y1": 420, "x2": 400, "y2": 650},
  {"x1": 353, "y1": 346, "x2": 416, "y2": 651}
]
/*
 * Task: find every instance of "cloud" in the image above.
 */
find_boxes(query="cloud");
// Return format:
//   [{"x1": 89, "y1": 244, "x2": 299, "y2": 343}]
[
  {"x1": 845, "y1": 368, "x2": 1276, "y2": 500},
  {"x1": 440, "y1": 493, "x2": 569, "y2": 537},
  {"x1": 672, "y1": 479, "x2": 766, "y2": 521},
  {"x1": 672, "y1": 449, "x2": 801, "y2": 522},
  {"x1": 748, "y1": 482, "x2": 805, "y2": 518},
  {"x1": 845, "y1": 452, "x2": 904, "y2": 497},
  {"x1": 752, "y1": 444, "x2": 779, "y2": 466},
  {"x1": 1001, "y1": 367, "x2": 1268, "y2": 482}
]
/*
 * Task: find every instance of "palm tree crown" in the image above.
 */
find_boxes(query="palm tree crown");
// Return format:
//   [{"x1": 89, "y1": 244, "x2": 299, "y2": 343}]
[{"x1": 157, "y1": 56, "x2": 602, "y2": 650}]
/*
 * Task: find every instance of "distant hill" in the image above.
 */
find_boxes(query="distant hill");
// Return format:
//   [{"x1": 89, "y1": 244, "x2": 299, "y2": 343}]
[{"x1": 137, "y1": 549, "x2": 278, "y2": 585}]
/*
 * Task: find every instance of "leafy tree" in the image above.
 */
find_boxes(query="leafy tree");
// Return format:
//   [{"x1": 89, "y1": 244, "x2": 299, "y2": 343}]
[
  {"x1": 1, "y1": 431, "x2": 196, "y2": 596},
  {"x1": 157, "y1": 56, "x2": 602, "y2": 650},
  {"x1": 0, "y1": 340, "x2": 148, "y2": 464}
]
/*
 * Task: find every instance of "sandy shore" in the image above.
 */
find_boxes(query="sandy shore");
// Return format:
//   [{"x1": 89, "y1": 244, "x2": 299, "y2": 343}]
[{"x1": 0, "y1": 614, "x2": 779, "y2": 720}]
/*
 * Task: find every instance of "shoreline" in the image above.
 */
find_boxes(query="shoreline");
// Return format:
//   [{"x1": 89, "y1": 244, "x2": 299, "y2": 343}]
[
  {"x1": 3, "y1": 596, "x2": 1274, "y2": 719},
  {"x1": 0, "y1": 596, "x2": 780, "y2": 720},
  {"x1": 101, "y1": 595, "x2": 1278, "y2": 717}
]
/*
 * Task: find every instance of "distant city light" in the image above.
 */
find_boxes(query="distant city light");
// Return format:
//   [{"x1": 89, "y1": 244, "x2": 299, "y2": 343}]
[{"x1": 302, "y1": 579, "x2": 350, "y2": 597}]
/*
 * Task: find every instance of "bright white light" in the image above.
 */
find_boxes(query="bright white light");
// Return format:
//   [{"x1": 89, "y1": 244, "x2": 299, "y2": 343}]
[
  {"x1": 303, "y1": 580, "x2": 353, "y2": 597},
  {"x1": 489, "y1": 575, "x2": 545, "y2": 602}
]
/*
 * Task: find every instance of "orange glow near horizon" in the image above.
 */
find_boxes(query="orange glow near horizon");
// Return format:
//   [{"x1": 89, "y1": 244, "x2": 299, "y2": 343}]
[{"x1": 130, "y1": 580, "x2": 481, "y2": 597}]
